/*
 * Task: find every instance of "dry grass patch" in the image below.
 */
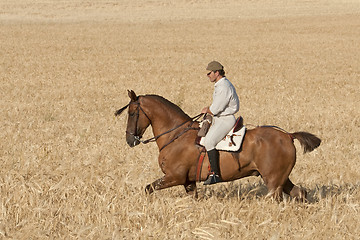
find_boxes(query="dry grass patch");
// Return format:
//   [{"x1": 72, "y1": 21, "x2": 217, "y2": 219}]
[{"x1": 1, "y1": 0, "x2": 359, "y2": 239}]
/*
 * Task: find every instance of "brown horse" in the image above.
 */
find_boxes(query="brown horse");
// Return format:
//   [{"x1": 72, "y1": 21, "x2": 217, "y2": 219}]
[{"x1": 115, "y1": 90, "x2": 321, "y2": 201}]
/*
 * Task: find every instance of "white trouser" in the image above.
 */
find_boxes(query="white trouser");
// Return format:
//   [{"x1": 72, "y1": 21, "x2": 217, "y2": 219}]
[{"x1": 203, "y1": 115, "x2": 236, "y2": 151}]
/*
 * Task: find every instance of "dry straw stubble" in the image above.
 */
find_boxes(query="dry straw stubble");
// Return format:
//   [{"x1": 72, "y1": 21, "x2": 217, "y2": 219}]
[{"x1": 0, "y1": 0, "x2": 359, "y2": 239}]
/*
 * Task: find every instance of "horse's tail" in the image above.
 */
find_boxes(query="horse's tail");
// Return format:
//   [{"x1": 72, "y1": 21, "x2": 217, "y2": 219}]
[{"x1": 291, "y1": 132, "x2": 321, "y2": 154}]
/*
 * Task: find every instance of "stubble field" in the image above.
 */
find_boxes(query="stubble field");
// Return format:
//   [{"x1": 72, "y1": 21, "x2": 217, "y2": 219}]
[{"x1": 1, "y1": 0, "x2": 359, "y2": 239}]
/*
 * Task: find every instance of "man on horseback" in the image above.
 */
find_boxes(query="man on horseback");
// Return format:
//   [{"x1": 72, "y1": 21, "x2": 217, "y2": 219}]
[{"x1": 201, "y1": 61, "x2": 240, "y2": 185}]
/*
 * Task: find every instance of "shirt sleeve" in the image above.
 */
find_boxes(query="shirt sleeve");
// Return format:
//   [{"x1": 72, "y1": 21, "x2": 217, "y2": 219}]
[{"x1": 209, "y1": 84, "x2": 230, "y2": 116}]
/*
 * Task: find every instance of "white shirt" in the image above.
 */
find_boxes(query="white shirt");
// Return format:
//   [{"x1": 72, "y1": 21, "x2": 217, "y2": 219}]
[{"x1": 209, "y1": 77, "x2": 239, "y2": 117}]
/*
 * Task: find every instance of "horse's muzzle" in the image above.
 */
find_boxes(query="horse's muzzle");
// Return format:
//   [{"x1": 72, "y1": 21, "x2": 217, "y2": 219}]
[{"x1": 126, "y1": 134, "x2": 141, "y2": 147}]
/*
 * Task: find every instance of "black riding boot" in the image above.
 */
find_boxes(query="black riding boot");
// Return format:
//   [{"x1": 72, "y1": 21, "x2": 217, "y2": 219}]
[{"x1": 203, "y1": 149, "x2": 222, "y2": 185}]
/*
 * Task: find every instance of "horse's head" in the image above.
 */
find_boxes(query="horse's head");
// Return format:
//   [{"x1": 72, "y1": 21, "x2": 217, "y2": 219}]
[{"x1": 115, "y1": 90, "x2": 151, "y2": 147}]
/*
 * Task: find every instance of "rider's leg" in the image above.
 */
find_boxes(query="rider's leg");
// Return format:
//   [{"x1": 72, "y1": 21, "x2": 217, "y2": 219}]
[
  {"x1": 203, "y1": 148, "x2": 221, "y2": 185},
  {"x1": 202, "y1": 115, "x2": 235, "y2": 185}
]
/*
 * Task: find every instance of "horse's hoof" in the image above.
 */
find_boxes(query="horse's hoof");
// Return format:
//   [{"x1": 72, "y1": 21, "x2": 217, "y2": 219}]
[{"x1": 145, "y1": 184, "x2": 154, "y2": 194}]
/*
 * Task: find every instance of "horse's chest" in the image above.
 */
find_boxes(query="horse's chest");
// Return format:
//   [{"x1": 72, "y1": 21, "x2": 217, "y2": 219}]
[{"x1": 158, "y1": 156, "x2": 167, "y2": 173}]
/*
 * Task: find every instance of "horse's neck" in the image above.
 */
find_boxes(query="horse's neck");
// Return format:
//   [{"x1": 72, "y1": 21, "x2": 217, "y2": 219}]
[{"x1": 142, "y1": 96, "x2": 190, "y2": 137}]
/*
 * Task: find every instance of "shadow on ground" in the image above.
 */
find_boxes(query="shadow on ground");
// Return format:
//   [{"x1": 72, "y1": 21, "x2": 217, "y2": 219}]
[{"x1": 199, "y1": 180, "x2": 360, "y2": 203}]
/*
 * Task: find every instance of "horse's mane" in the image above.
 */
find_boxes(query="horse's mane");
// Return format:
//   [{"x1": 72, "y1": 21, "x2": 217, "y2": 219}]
[{"x1": 142, "y1": 94, "x2": 190, "y2": 119}]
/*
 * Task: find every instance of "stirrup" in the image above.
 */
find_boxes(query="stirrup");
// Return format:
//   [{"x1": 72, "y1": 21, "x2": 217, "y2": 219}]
[{"x1": 203, "y1": 174, "x2": 222, "y2": 185}]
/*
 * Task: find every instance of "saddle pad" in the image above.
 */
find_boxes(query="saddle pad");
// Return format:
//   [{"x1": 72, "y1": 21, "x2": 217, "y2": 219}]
[{"x1": 199, "y1": 126, "x2": 246, "y2": 152}]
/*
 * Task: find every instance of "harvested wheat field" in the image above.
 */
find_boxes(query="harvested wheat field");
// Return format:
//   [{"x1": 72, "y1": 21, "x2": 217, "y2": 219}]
[{"x1": 1, "y1": 0, "x2": 359, "y2": 239}]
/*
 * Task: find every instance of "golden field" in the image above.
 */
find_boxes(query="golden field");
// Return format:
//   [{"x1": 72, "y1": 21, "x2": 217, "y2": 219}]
[{"x1": 0, "y1": 0, "x2": 359, "y2": 239}]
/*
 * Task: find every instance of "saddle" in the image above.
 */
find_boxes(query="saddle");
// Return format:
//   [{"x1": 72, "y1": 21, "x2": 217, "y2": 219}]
[{"x1": 197, "y1": 116, "x2": 246, "y2": 152}]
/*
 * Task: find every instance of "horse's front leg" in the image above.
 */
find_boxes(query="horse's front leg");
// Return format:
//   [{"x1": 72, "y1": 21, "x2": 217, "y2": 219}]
[
  {"x1": 145, "y1": 177, "x2": 165, "y2": 194},
  {"x1": 184, "y1": 181, "x2": 198, "y2": 199},
  {"x1": 145, "y1": 175, "x2": 185, "y2": 194}
]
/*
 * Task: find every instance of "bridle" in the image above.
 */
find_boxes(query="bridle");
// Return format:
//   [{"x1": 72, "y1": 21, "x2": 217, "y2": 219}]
[
  {"x1": 126, "y1": 101, "x2": 150, "y2": 143},
  {"x1": 126, "y1": 100, "x2": 203, "y2": 151}
]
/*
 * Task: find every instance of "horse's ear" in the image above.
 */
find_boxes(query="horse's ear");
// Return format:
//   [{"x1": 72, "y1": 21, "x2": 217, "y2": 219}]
[{"x1": 128, "y1": 90, "x2": 137, "y2": 102}]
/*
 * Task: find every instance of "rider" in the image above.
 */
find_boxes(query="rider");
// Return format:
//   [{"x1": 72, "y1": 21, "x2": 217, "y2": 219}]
[{"x1": 201, "y1": 61, "x2": 240, "y2": 185}]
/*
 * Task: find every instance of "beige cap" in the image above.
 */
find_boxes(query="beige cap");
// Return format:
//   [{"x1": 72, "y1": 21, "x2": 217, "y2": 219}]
[{"x1": 206, "y1": 61, "x2": 224, "y2": 71}]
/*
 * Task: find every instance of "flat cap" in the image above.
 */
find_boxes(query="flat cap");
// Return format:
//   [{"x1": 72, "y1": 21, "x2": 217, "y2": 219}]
[{"x1": 206, "y1": 61, "x2": 224, "y2": 71}]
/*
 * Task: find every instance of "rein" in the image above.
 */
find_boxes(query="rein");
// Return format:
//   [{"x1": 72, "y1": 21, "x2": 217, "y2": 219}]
[
  {"x1": 127, "y1": 100, "x2": 204, "y2": 151},
  {"x1": 141, "y1": 113, "x2": 203, "y2": 151}
]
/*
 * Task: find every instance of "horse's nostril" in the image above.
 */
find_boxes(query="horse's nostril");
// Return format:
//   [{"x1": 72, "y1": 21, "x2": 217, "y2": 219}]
[{"x1": 127, "y1": 138, "x2": 140, "y2": 147}]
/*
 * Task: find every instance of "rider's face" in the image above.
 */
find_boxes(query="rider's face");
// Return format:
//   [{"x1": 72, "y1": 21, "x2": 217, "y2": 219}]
[{"x1": 207, "y1": 70, "x2": 219, "y2": 83}]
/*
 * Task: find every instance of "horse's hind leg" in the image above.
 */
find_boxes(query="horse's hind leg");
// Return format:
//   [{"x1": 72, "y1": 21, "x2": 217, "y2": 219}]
[
  {"x1": 184, "y1": 181, "x2": 198, "y2": 199},
  {"x1": 265, "y1": 186, "x2": 284, "y2": 202},
  {"x1": 283, "y1": 178, "x2": 307, "y2": 202},
  {"x1": 262, "y1": 172, "x2": 286, "y2": 202}
]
